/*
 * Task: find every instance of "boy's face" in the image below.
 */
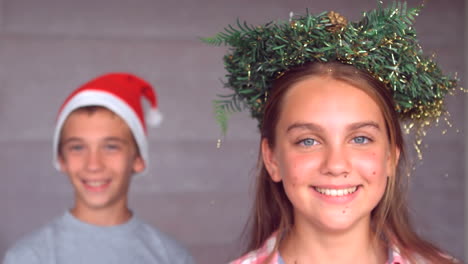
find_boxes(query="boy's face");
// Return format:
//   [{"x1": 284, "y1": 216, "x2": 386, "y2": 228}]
[{"x1": 58, "y1": 108, "x2": 145, "y2": 213}]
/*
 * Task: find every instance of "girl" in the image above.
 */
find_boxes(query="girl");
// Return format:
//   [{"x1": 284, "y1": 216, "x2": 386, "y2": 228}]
[
  {"x1": 232, "y1": 61, "x2": 454, "y2": 264},
  {"x1": 203, "y1": 3, "x2": 458, "y2": 263}
]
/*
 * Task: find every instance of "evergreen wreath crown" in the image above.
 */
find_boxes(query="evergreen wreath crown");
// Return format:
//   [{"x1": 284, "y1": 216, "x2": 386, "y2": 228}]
[{"x1": 202, "y1": 1, "x2": 458, "y2": 148}]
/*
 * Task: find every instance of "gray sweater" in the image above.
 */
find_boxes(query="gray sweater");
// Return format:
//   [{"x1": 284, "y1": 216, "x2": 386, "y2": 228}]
[{"x1": 3, "y1": 211, "x2": 194, "y2": 264}]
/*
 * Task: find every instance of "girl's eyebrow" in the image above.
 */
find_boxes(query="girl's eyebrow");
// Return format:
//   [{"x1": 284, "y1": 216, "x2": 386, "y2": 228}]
[
  {"x1": 286, "y1": 121, "x2": 381, "y2": 133},
  {"x1": 347, "y1": 121, "x2": 381, "y2": 131},
  {"x1": 286, "y1": 123, "x2": 323, "y2": 133}
]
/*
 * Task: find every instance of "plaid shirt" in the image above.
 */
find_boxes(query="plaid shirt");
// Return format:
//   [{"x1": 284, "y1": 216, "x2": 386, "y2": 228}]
[{"x1": 230, "y1": 232, "x2": 407, "y2": 264}]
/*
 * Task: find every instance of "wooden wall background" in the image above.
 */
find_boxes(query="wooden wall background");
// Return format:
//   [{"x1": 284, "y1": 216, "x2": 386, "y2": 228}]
[{"x1": 0, "y1": 0, "x2": 464, "y2": 262}]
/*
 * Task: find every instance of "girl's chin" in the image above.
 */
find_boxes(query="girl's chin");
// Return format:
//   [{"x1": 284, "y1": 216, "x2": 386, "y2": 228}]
[{"x1": 295, "y1": 209, "x2": 371, "y2": 234}]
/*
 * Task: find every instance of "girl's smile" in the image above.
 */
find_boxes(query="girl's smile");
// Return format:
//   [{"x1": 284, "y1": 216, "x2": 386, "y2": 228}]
[{"x1": 311, "y1": 185, "x2": 360, "y2": 205}]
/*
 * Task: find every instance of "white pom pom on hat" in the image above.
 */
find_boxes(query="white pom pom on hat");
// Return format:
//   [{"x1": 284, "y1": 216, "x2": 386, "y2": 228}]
[
  {"x1": 52, "y1": 73, "x2": 161, "y2": 174},
  {"x1": 146, "y1": 108, "x2": 163, "y2": 127}
]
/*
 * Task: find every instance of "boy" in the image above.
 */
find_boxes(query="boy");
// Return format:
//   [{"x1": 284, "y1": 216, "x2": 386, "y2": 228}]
[{"x1": 3, "y1": 73, "x2": 194, "y2": 264}]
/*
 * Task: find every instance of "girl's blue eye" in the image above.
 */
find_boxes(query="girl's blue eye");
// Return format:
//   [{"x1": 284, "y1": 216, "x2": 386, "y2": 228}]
[
  {"x1": 300, "y1": 138, "x2": 316, "y2": 146},
  {"x1": 353, "y1": 136, "x2": 370, "y2": 144}
]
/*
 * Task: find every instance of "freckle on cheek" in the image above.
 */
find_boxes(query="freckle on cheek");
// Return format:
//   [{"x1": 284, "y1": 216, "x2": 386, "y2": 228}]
[{"x1": 373, "y1": 171, "x2": 376, "y2": 175}]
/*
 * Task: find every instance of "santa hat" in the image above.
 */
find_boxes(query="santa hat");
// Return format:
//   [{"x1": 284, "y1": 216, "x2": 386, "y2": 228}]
[{"x1": 52, "y1": 73, "x2": 162, "y2": 173}]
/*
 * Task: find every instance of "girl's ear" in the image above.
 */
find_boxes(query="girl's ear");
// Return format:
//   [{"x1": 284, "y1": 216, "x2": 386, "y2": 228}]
[
  {"x1": 262, "y1": 138, "x2": 281, "y2": 182},
  {"x1": 386, "y1": 146, "x2": 401, "y2": 178}
]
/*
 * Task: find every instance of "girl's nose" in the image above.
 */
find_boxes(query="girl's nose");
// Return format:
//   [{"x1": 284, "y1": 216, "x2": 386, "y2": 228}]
[{"x1": 320, "y1": 145, "x2": 351, "y2": 177}]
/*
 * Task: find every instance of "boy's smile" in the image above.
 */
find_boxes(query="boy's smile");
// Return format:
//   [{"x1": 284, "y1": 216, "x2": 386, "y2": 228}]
[{"x1": 82, "y1": 178, "x2": 112, "y2": 192}]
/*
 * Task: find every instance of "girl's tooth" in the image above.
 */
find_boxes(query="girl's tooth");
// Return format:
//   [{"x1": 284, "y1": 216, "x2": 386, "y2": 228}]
[{"x1": 315, "y1": 186, "x2": 358, "y2": 196}]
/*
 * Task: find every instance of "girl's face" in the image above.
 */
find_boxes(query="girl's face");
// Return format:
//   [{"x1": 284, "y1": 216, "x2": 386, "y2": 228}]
[{"x1": 262, "y1": 76, "x2": 397, "y2": 233}]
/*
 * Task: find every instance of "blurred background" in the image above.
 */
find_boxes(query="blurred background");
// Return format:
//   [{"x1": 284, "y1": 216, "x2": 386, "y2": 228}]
[{"x1": 0, "y1": 0, "x2": 464, "y2": 263}]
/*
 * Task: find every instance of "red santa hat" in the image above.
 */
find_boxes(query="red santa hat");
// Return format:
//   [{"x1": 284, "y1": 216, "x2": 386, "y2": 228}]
[{"x1": 52, "y1": 73, "x2": 162, "y2": 173}]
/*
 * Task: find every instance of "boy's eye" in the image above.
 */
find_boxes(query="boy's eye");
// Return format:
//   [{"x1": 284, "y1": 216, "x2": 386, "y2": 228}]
[
  {"x1": 352, "y1": 136, "x2": 370, "y2": 144},
  {"x1": 104, "y1": 144, "x2": 121, "y2": 151},
  {"x1": 69, "y1": 145, "x2": 84, "y2": 152},
  {"x1": 298, "y1": 138, "x2": 317, "y2": 146}
]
